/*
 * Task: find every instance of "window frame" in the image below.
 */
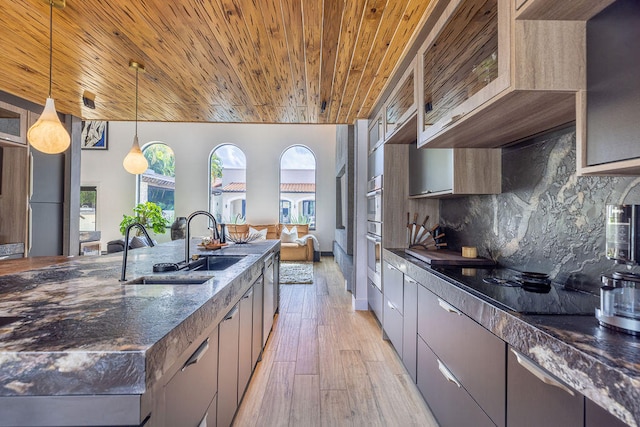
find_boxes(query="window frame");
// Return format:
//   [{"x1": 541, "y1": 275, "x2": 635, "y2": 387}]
[
  {"x1": 209, "y1": 144, "x2": 247, "y2": 224},
  {"x1": 136, "y1": 142, "x2": 176, "y2": 225},
  {"x1": 279, "y1": 145, "x2": 317, "y2": 230}
]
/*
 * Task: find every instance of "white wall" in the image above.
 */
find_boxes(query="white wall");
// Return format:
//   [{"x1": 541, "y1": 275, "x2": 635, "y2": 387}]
[{"x1": 81, "y1": 122, "x2": 337, "y2": 252}]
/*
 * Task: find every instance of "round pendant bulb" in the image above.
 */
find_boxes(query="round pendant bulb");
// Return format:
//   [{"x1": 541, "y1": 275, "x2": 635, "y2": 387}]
[
  {"x1": 123, "y1": 135, "x2": 148, "y2": 174},
  {"x1": 27, "y1": 97, "x2": 70, "y2": 154}
]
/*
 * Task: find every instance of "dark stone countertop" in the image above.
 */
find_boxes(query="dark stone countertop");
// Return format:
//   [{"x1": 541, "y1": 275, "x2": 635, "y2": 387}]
[
  {"x1": 385, "y1": 249, "x2": 640, "y2": 427},
  {"x1": 0, "y1": 239, "x2": 279, "y2": 398}
]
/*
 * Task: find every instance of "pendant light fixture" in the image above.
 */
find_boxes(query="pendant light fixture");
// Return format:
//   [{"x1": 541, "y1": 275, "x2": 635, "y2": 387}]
[
  {"x1": 27, "y1": 0, "x2": 70, "y2": 154},
  {"x1": 122, "y1": 60, "x2": 149, "y2": 175}
]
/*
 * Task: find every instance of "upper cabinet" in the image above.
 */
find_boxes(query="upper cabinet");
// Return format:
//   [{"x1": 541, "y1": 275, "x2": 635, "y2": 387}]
[
  {"x1": 577, "y1": 0, "x2": 640, "y2": 176},
  {"x1": 0, "y1": 101, "x2": 27, "y2": 146},
  {"x1": 417, "y1": 0, "x2": 586, "y2": 149},
  {"x1": 384, "y1": 58, "x2": 418, "y2": 144},
  {"x1": 408, "y1": 144, "x2": 501, "y2": 198},
  {"x1": 515, "y1": 0, "x2": 615, "y2": 20},
  {"x1": 368, "y1": 109, "x2": 384, "y2": 153}
]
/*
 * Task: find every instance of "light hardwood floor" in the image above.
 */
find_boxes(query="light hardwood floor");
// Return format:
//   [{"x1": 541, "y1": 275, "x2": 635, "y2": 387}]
[{"x1": 233, "y1": 257, "x2": 439, "y2": 426}]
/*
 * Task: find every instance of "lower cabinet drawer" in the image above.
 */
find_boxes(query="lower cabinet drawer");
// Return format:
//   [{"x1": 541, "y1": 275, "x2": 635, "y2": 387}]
[
  {"x1": 418, "y1": 283, "x2": 505, "y2": 426},
  {"x1": 383, "y1": 295, "x2": 403, "y2": 357},
  {"x1": 586, "y1": 398, "x2": 628, "y2": 427},
  {"x1": 508, "y1": 348, "x2": 584, "y2": 427},
  {"x1": 417, "y1": 335, "x2": 495, "y2": 427},
  {"x1": 383, "y1": 261, "x2": 404, "y2": 314},
  {"x1": 198, "y1": 394, "x2": 217, "y2": 427},
  {"x1": 368, "y1": 279, "x2": 383, "y2": 323},
  {"x1": 402, "y1": 276, "x2": 418, "y2": 382},
  {"x1": 165, "y1": 327, "x2": 219, "y2": 427}
]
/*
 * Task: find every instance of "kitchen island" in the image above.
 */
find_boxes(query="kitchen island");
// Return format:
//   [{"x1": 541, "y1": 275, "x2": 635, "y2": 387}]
[
  {"x1": 0, "y1": 239, "x2": 280, "y2": 426},
  {"x1": 384, "y1": 249, "x2": 639, "y2": 427}
]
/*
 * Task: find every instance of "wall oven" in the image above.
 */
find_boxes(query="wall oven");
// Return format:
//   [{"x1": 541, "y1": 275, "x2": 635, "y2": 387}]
[
  {"x1": 367, "y1": 222, "x2": 382, "y2": 288},
  {"x1": 367, "y1": 175, "x2": 383, "y2": 289},
  {"x1": 367, "y1": 175, "x2": 383, "y2": 223}
]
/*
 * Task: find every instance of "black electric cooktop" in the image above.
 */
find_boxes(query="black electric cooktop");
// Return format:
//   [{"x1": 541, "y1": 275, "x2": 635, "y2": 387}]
[{"x1": 432, "y1": 267, "x2": 600, "y2": 315}]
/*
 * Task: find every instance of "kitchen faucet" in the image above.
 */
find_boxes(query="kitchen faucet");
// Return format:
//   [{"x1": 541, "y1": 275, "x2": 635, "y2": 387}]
[
  {"x1": 120, "y1": 222, "x2": 155, "y2": 282},
  {"x1": 185, "y1": 210, "x2": 219, "y2": 264}
]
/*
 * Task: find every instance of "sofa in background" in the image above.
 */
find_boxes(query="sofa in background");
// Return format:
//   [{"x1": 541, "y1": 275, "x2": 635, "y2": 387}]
[
  {"x1": 225, "y1": 223, "x2": 315, "y2": 262},
  {"x1": 106, "y1": 236, "x2": 154, "y2": 253}
]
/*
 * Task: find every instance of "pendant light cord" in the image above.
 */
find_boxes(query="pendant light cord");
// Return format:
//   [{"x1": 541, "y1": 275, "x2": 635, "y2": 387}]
[
  {"x1": 135, "y1": 67, "x2": 139, "y2": 136},
  {"x1": 48, "y1": 1, "x2": 53, "y2": 97}
]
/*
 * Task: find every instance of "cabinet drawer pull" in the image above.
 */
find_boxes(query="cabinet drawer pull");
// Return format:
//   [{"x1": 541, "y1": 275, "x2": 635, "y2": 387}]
[
  {"x1": 181, "y1": 338, "x2": 210, "y2": 371},
  {"x1": 198, "y1": 412, "x2": 208, "y2": 427},
  {"x1": 510, "y1": 349, "x2": 575, "y2": 396},
  {"x1": 438, "y1": 298, "x2": 461, "y2": 315},
  {"x1": 243, "y1": 289, "x2": 253, "y2": 299},
  {"x1": 405, "y1": 277, "x2": 416, "y2": 284},
  {"x1": 224, "y1": 306, "x2": 239, "y2": 321},
  {"x1": 386, "y1": 263, "x2": 397, "y2": 271},
  {"x1": 437, "y1": 359, "x2": 461, "y2": 388},
  {"x1": 387, "y1": 300, "x2": 396, "y2": 311}
]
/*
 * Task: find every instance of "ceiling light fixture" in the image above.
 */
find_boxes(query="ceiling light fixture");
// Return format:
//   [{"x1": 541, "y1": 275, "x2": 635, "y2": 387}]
[
  {"x1": 122, "y1": 60, "x2": 149, "y2": 175},
  {"x1": 27, "y1": 0, "x2": 70, "y2": 154}
]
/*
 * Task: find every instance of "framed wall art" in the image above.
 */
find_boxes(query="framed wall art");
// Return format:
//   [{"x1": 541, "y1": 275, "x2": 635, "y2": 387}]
[{"x1": 81, "y1": 121, "x2": 108, "y2": 150}]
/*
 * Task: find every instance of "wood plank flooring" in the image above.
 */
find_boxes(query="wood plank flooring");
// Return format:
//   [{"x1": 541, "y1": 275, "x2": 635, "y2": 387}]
[{"x1": 233, "y1": 257, "x2": 438, "y2": 426}]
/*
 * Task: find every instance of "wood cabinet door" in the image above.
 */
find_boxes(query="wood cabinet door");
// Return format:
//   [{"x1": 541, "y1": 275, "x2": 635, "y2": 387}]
[
  {"x1": 384, "y1": 57, "x2": 417, "y2": 141},
  {"x1": 0, "y1": 101, "x2": 27, "y2": 144},
  {"x1": 368, "y1": 112, "x2": 384, "y2": 153}
]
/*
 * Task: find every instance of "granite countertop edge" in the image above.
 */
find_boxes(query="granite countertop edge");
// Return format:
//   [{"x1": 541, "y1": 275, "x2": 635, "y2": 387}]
[
  {"x1": 0, "y1": 239, "x2": 280, "y2": 399},
  {"x1": 385, "y1": 248, "x2": 640, "y2": 427}
]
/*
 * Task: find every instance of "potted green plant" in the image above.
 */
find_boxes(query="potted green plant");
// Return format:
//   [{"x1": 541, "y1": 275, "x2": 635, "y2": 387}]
[{"x1": 119, "y1": 202, "x2": 169, "y2": 236}]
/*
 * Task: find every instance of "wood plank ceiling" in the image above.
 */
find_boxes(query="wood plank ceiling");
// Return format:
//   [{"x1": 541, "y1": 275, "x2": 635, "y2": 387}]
[{"x1": 0, "y1": 0, "x2": 435, "y2": 124}]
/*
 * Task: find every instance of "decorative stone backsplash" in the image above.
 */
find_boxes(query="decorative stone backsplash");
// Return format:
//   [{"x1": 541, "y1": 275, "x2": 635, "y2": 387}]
[{"x1": 440, "y1": 127, "x2": 640, "y2": 291}]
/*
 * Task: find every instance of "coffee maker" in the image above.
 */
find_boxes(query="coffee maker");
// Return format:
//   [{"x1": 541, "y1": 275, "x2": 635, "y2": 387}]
[{"x1": 596, "y1": 204, "x2": 640, "y2": 335}]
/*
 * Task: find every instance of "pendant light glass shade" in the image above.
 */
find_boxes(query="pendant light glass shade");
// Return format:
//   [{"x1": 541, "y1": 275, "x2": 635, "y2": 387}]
[
  {"x1": 28, "y1": 97, "x2": 70, "y2": 154},
  {"x1": 123, "y1": 135, "x2": 148, "y2": 174},
  {"x1": 122, "y1": 60, "x2": 148, "y2": 174},
  {"x1": 28, "y1": 1, "x2": 70, "y2": 154}
]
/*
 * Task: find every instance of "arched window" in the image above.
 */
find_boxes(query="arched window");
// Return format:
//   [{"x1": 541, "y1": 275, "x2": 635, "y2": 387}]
[
  {"x1": 280, "y1": 146, "x2": 316, "y2": 229},
  {"x1": 210, "y1": 144, "x2": 247, "y2": 223},
  {"x1": 137, "y1": 142, "x2": 175, "y2": 223}
]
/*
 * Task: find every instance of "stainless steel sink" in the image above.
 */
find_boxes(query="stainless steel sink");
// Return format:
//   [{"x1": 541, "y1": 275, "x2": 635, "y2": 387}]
[
  {"x1": 124, "y1": 277, "x2": 211, "y2": 285},
  {"x1": 188, "y1": 255, "x2": 244, "y2": 271}
]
